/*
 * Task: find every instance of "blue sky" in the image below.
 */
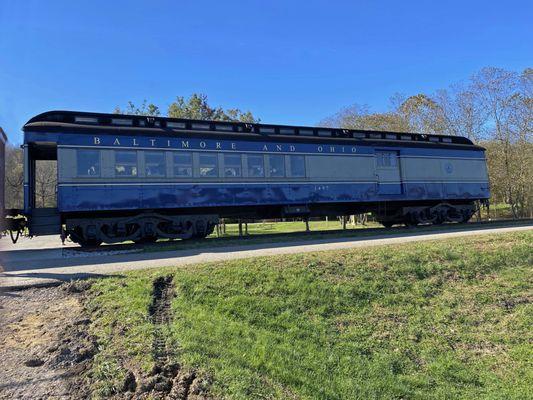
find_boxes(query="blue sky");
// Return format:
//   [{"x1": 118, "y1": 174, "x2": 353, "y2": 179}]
[{"x1": 1, "y1": 0, "x2": 531, "y2": 144}]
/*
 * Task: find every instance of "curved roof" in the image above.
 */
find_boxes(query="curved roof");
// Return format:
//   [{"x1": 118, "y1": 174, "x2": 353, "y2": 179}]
[{"x1": 24, "y1": 110, "x2": 477, "y2": 147}]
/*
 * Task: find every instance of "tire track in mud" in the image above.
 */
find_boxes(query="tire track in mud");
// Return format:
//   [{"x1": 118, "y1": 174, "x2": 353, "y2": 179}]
[
  {"x1": 146, "y1": 275, "x2": 210, "y2": 399},
  {"x1": 149, "y1": 275, "x2": 176, "y2": 367}
]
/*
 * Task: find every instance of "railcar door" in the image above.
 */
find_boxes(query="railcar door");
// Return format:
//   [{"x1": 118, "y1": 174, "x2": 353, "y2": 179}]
[
  {"x1": 25, "y1": 142, "x2": 61, "y2": 235},
  {"x1": 375, "y1": 150, "x2": 402, "y2": 195}
]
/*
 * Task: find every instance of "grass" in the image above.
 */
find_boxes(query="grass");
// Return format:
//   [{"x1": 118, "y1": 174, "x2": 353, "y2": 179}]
[
  {"x1": 138, "y1": 217, "x2": 530, "y2": 254},
  {"x1": 86, "y1": 231, "x2": 533, "y2": 399},
  {"x1": 213, "y1": 219, "x2": 379, "y2": 236},
  {"x1": 140, "y1": 219, "x2": 380, "y2": 253}
]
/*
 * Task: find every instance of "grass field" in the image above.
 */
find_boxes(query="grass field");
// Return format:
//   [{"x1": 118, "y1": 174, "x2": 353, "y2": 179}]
[
  {"x1": 86, "y1": 231, "x2": 533, "y2": 399},
  {"x1": 213, "y1": 219, "x2": 379, "y2": 236}
]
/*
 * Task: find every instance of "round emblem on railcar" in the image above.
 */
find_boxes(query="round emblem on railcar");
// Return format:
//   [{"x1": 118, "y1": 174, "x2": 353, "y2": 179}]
[{"x1": 444, "y1": 162, "x2": 453, "y2": 174}]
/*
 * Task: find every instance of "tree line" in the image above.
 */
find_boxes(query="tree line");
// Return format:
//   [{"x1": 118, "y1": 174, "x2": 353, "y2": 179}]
[
  {"x1": 4, "y1": 68, "x2": 532, "y2": 217},
  {"x1": 320, "y1": 67, "x2": 532, "y2": 218}
]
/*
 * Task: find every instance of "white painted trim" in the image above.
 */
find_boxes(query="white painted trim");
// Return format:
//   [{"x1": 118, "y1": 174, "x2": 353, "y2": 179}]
[
  {"x1": 57, "y1": 180, "x2": 488, "y2": 187},
  {"x1": 57, "y1": 145, "x2": 486, "y2": 161},
  {"x1": 57, "y1": 144, "x2": 374, "y2": 157}
]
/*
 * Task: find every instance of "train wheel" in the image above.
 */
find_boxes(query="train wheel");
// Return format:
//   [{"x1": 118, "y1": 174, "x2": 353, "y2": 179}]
[
  {"x1": 432, "y1": 216, "x2": 444, "y2": 225},
  {"x1": 403, "y1": 213, "x2": 419, "y2": 228}
]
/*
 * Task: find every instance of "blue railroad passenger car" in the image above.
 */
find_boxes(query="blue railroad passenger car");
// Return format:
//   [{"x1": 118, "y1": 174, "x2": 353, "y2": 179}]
[{"x1": 16, "y1": 111, "x2": 489, "y2": 246}]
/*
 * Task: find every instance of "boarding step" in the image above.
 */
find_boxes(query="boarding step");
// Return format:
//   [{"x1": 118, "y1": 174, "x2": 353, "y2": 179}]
[{"x1": 30, "y1": 208, "x2": 61, "y2": 235}]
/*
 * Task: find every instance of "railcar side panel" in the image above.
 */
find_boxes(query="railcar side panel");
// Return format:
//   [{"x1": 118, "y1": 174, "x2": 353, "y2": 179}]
[{"x1": 51, "y1": 131, "x2": 490, "y2": 214}]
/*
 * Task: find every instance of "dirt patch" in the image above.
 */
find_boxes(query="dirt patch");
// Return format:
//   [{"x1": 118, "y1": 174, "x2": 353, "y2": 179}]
[
  {"x1": 0, "y1": 281, "x2": 96, "y2": 399},
  {"x1": 121, "y1": 275, "x2": 213, "y2": 400}
]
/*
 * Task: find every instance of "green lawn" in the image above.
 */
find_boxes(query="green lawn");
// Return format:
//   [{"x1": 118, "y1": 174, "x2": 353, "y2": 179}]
[
  {"x1": 86, "y1": 231, "x2": 533, "y2": 399},
  {"x1": 213, "y1": 219, "x2": 378, "y2": 236}
]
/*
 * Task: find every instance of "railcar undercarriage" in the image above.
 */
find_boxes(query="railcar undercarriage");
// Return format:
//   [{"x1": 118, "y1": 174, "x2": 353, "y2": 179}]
[
  {"x1": 65, "y1": 213, "x2": 218, "y2": 247},
  {"x1": 374, "y1": 202, "x2": 477, "y2": 228},
  {"x1": 52, "y1": 201, "x2": 478, "y2": 247}
]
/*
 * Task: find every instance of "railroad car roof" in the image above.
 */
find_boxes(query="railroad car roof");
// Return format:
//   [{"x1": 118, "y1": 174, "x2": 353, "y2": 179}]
[{"x1": 24, "y1": 110, "x2": 478, "y2": 148}]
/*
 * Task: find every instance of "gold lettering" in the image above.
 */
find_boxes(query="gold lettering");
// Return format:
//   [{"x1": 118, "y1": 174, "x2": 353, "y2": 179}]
[
  {"x1": 276, "y1": 144, "x2": 282, "y2": 151},
  {"x1": 181, "y1": 140, "x2": 189, "y2": 148},
  {"x1": 231, "y1": 143, "x2": 236, "y2": 150},
  {"x1": 150, "y1": 139, "x2": 156, "y2": 147},
  {"x1": 351, "y1": 147, "x2": 357, "y2": 153},
  {"x1": 263, "y1": 145, "x2": 268, "y2": 151},
  {"x1": 167, "y1": 140, "x2": 171, "y2": 147},
  {"x1": 93, "y1": 137, "x2": 101, "y2": 145},
  {"x1": 289, "y1": 145, "x2": 296, "y2": 152},
  {"x1": 200, "y1": 141, "x2": 206, "y2": 148},
  {"x1": 113, "y1": 138, "x2": 121, "y2": 145},
  {"x1": 317, "y1": 146, "x2": 323, "y2": 152},
  {"x1": 330, "y1": 146, "x2": 335, "y2": 153},
  {"x1": 216, "y1": 142, "x2": 221, "y2": 149},
  {"x1": 133, "y1": 138, "x2": 139, "y2": 146}
]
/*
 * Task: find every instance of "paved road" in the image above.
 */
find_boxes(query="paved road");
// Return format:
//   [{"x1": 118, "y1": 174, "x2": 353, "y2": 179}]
[{"x1": 1, "y1": 224, "x2": 531, "y2": 289}]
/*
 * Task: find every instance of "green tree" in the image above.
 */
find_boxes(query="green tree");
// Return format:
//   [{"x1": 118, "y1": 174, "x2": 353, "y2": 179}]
[
  {"x1": 115, "y1": 94, "x2": 259, "y2": 122},
  {"x1": 114, "y1": 100, "x2": 161, "y2": 116},
  {"x1": 167, "y1": 94, "x2": 259, "y2": 122}
]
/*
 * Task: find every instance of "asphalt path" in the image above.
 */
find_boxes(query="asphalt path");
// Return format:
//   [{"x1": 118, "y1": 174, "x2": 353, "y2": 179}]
[{"x1": 1, "y1": 224, "x2": 531, "y2": 289}]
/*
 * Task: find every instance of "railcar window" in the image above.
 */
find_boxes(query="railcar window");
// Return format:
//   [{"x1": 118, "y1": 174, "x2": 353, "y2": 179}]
[
  {"x1": 145, "y1": 152, "x2": 166, "y2": 177},
  {"x1": 215, "y1": 124, "x2": 233, "y2": 131},
  {"x1": 192, "y1": 123, "x2": 210, "y2": 130},
  {"x1": 174, "y1": 153, "x2": 192, "y2": 177},
  {"x1": 199, "y1": 154, "x2": 218, "y2": 177},
  {"x1": 376, "y1": 151, "x2": 397, "y2": 168},
  {"x1": 224, "y1": 154, "x2": 242, "y2": 177},
  {"x1": 111, "y1": 118, "x2": 133, "y2": 126},
  {"x1": 115, "y1": 151, "x2": 138, "y2": 177},
  {"x1": 268, "y1": 155, "x2": 285, "y2": 177},
  {"x1": 248, "y1": 155, "x2": 264, "y2": 177},
  {"x1": 167, "y1": 121, "x2": 186, "y2": 129},
  {"x1": 289, "y1": 155, "x2": 306, "y2": 177},
  {"x1": 77, "y1": 150, "x2": 100, "y2": 176},
  {"x1": 279, "y1": 128, "x2": 295, "y2": 134}
]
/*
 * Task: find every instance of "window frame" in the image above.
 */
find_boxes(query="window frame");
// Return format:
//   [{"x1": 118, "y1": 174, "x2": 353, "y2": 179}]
[
  {"x1": 144, "y1": 151, "x2": 166, "y2": 178},
  {"x1": 247, "y1": 154, "x2": 265, "y2": 178},
  {"x1": 288, "y1": 155, "x2": 306, "y2": 178},
  {"x1": 267, "y1": 154, "x2": 285, "y2": 178},
  {"x1": 114, "y1": 150, "x2": 138, "y2": 177},
  {"x1": 173, "y1": 152, "x2": 193, "y2": 178},
  {"x1": 77, "y1": 149, "x2": 101, "y2": 177},
  {"x1": 223, "y1": 153, "x2": 243, "y2": 178},
  {"x1": 375, "y1": 151, "x2": 398, "y2": 169},
  {"x1": 198, "y1": 153, "x2": 219, "y2": 178}
]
